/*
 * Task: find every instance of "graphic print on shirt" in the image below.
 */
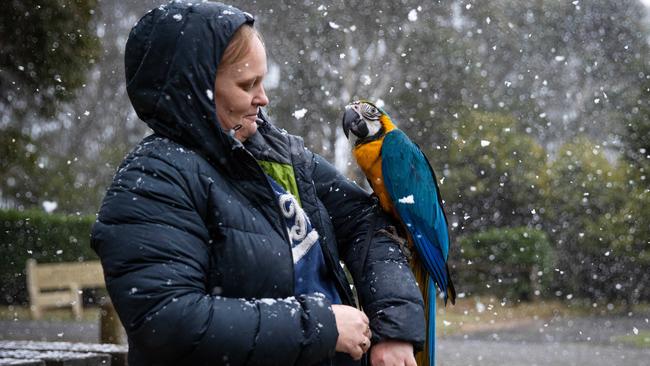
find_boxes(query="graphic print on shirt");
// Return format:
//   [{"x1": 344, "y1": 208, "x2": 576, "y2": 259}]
[
  {"x1": 265, "y1": 173, "x2": 341, "y2": 303},
  {"x1": 278, "y1": 192, "x2": 319, "y2": 264}
]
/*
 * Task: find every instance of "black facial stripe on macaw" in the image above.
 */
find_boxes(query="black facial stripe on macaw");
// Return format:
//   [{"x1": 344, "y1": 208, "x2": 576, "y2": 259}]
[{"x1": 353, "y1": 118, "x2": 369, "y2": 137}]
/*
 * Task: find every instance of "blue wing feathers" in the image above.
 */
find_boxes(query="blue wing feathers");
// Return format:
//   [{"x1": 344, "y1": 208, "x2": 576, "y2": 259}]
[{"x1": 381, "y1": 130, "x2": 452, "y2": 299}]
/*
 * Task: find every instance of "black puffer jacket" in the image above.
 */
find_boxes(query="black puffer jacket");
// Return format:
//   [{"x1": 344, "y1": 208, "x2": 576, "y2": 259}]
[{"x1": 91, "y1": 2, "x2": 424, "y2": 365}]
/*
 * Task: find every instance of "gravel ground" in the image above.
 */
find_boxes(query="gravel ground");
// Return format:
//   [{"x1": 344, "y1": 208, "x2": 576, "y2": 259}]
[{"x1": 438, "y1": 339, "x2": 650, "y2": 366}]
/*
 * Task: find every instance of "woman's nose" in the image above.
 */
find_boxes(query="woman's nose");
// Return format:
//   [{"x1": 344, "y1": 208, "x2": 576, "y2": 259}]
[{"x1": 254, "y1": 85, "x2": 269, "y2": 107}]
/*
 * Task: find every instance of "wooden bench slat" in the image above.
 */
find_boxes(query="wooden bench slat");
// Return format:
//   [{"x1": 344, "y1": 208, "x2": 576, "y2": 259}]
[
  {"x1": 29, "y1": 261, "x2": 104, "y2": 290},
  {"x1": 31, "y1": 292, "x2": 78, "y2": 306}
]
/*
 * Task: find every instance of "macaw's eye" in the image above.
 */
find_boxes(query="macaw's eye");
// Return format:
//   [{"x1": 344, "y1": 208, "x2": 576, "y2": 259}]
[{"x1": 370, "y1": 107, "x2": 378, "y2": 114}]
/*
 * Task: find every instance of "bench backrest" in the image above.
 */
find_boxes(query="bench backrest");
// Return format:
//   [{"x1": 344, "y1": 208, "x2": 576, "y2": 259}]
[{"x1": 26, "y1": 259, "x2": 105, "y2": 290}]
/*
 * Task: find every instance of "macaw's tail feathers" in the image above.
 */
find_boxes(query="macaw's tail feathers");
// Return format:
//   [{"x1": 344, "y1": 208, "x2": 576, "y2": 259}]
[
  {"x1": 427, "y1": 279, "x2": 436, "y2": 366},
  {"x1": 423, "y1": 241, "x2": 456, "y2": 307},
  {"x1": 444, "y1": 263, "x2": 456, "y2": 306},
  {"x1": 412, "y1": 262, "x2": 431, "y2": 366}
]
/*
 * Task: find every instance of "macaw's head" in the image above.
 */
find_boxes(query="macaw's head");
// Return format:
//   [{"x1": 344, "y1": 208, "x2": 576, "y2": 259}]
[{"x1": 342, "y1": 100, "x2": 392, "y2": 146}]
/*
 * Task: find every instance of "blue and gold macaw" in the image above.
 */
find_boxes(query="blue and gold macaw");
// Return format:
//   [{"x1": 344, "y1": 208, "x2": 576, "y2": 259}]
[{"x1": 342, "y1": 100, "x2": 456, "y2": 366}]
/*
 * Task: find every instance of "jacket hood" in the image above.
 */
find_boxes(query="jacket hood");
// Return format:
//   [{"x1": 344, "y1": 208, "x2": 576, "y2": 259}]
[{"x1": 125, "y1": 1, "x2": 256, "y2": 176}]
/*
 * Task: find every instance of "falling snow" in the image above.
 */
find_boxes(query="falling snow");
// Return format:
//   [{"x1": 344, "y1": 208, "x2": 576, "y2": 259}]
[
  {"x1": 42, "y1": 201, "x2": 58, "y2": 213},
  {"x1": 407, "y1": 9, "x2": 418, "y2": 22},
  {"x1": 2, "y1": 2, "x2": 650, "y2": 364},
  {"x1": 292, "y1": 108, "x2": 308, "y2": 119}
]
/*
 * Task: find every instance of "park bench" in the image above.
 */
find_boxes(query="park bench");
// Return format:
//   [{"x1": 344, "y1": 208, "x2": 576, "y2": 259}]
[
  {"x1": 0, "y1": 341, "x2": 127, "y2": 366},
  {"x1": 25, "y1": 259, "x2": 125, "y2": 344},
  {"x1": 25, "y1": 259, "x2": 105, "y2": 321}
]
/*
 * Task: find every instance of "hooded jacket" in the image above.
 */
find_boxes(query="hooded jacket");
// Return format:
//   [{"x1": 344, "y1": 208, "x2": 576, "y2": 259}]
[{"x1": 91, "y1": 2, "x2": 425, "y2": 365}]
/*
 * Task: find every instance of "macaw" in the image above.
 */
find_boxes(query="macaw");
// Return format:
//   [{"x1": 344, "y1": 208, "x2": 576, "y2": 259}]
[{"x1": 342, "y1": 100, "x2": 456, "y2": 366}]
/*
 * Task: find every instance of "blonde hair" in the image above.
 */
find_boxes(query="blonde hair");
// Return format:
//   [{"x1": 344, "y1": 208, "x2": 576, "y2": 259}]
[{"x1": 219, "y1": 25, "x2": 264, "y2": 70}]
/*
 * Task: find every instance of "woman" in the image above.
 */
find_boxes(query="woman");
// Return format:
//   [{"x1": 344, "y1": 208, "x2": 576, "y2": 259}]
[{"x1": 91, "y1": 2, "x2": 424, "y2": 365}]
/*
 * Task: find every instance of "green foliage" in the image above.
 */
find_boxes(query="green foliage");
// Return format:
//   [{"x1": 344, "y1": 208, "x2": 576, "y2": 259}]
[
  {"x1": 0, "y1": 0, "x2": 100, "y2": 118},
  {"x1": 440, "y1": 111, "x2": 548, "y2": 234},
  {"x1": 623, "y1": 71, "x2": 650, "y2": 176},
  {"x1": 610, "y1": 330, "x2": 650, "y2": 349},
  {"x1": 0, "y1": 129, "x2": 42, "y2": 207},
  {"x1": 457, "y1": 227, "x2": 554, "y2": 300},
  {"x1": 544, "y1": 137, "x2": 628, "y2": 300},
  {"x1": 585, "y1": 180, "x2": 650, "y2": 305},
  {"x1": 0, "y1": 209, "x2": 97, "y2": 305},
  {"x1": 0, "y1": 128, "x2": 106, "y2": 212},
  {"x1": 1, "y1": 0, "x2": 102, "y2": 213}
]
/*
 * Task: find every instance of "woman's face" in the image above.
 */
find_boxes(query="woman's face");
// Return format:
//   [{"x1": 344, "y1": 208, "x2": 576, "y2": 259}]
[{"x1": 214, "y1": 35, "x2": 269, "y2": 142}]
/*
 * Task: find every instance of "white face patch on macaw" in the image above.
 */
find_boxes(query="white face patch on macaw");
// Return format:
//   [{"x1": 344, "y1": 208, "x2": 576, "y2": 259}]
[
  {"x1": 347, "y1": 101, "x2": 383, "y2": 137},
  {"x1": 364, "y1": 117, "x2": 382, "y2": 136}
]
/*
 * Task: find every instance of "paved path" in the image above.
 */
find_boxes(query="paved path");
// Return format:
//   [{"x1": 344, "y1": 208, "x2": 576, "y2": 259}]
[
  {"x1": 438, "y1": 339, "x2": 650, "y2": 366},
  {"x1": 453, "y1": 314, "x2": 649, "y2": 344},
  {"x1": 437, "y1": 313, "x2": 650, "y2": 365}
]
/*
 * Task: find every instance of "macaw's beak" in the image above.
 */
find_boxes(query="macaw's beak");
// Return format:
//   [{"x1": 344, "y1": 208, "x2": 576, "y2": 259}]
[{"x1": 342, "y1": 108, "x2": 368, "y2": 139}]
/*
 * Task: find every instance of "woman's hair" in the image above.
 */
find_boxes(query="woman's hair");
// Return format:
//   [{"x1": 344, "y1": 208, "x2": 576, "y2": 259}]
[{"x1": 219, "y1": 25, "x2": 264, "y2": 70}]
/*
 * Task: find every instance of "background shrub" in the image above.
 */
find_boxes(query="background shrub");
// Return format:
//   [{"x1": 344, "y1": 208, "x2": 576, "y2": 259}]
[
  {"x1": 457, "y1": 227, "x2": 554, "y2": 301},
  {"x1": 0, "y1": 209, "x2": 97, "y2": 305}
]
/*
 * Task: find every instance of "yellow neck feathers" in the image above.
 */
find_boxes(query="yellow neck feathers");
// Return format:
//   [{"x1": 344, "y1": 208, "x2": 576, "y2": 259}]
[
  {"x1": 379, "y1": 114, "x2": 397, "y2": 133},
  {"x1": 350, "y1": 114, "x2": 399, "y2": 216}
]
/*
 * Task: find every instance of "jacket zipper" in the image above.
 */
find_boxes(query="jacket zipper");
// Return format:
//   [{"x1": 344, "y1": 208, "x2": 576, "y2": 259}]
[
  {"x1": 309, "y1": 179, "x2": 357, "y2": 308},
  {"x1": 239, "y1": 146, "x2": 296, "y2": 291}
]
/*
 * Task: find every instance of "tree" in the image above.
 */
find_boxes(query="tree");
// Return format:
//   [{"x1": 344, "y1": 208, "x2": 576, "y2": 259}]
[
  {"x1": 459, "y1": 0, "x2": 650, "y2": 145},
  {"x1": 0, "y1": 0, "x2": 100, "y2": 120},
  {"x1": 614, "y1": 48, "x2": 650, "y2": 306},
  {"x1": 232, "y1": 0, "x2": 471, "y2": 174},
  {"x1": 440, "y1": 111, "x2": 548, "y2": 235},
  {"x1": 457, "y1": 227, "x2": 554, "y2": 300},
  {"x1": 34, "y1": 0, "x2": 155, "y2": 213},
  {"x1": 0, "y1": 129, "x2": 42, "y2": 208},
  {"x1": 586, "y1": 183, "x2": 650, "y2": 307},
  {"x1": 544, "y1": 137, "x2": 628, "y2": 301},
  {"x1": 4, "y1": 0, "x2": 649, "y2": 218},
  {"x1": 622, "y1": 64, "x2": 650, "y2": 175},
  {"x1": 0, "y1": 0, "x2": 101, "y2": 210}
]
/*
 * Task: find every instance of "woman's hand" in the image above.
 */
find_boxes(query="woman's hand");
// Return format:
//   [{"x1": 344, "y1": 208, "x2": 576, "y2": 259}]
[
  {"x1": 331, "y1": 304, "x2": 372, "y2": 360},
  {"x1": 370, "y1": 340, "x2": 416, "y2": 366}
]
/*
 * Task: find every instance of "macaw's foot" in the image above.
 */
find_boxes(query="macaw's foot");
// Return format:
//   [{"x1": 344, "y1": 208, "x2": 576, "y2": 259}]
[{"x1": 378, "y1": 226, "x2": 412, "y2": 259}]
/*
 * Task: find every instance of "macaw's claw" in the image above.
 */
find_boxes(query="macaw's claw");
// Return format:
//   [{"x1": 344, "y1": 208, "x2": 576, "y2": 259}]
[{"x1": 378, "y1": 226, "x2": 412, "y2": 259}]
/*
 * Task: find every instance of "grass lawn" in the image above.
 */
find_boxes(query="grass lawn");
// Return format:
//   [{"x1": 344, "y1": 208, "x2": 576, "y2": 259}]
[{"x1": 611, "y1": 330, "x2": 650, "y2": 348}]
